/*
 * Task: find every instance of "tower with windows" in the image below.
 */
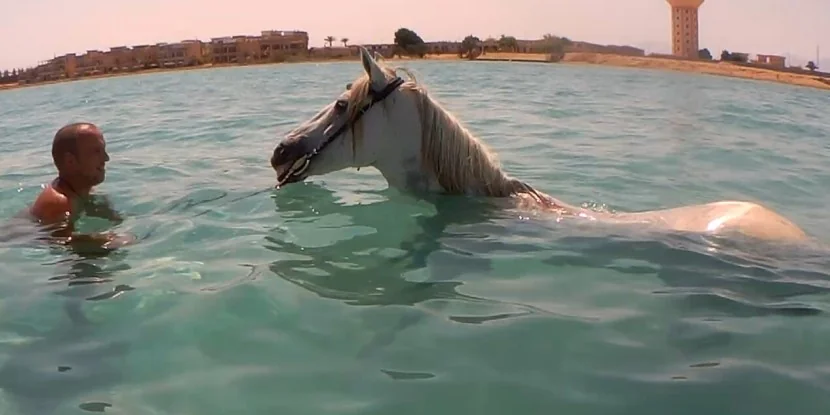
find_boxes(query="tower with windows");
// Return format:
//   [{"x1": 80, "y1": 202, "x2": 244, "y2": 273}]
[{"x1": 667, "y1": 0, "x2": 704, "y2": 59}]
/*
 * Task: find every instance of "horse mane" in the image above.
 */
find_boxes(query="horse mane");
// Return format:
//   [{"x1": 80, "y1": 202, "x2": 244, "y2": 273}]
[{"x1": 346, "y1": 59, "x2": 550, "y2": 203}]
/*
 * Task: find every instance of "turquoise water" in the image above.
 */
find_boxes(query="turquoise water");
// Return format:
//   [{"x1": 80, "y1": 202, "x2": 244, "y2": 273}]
[{"x1": 1, "y1": 60, "x2": 830, "y2": 414}]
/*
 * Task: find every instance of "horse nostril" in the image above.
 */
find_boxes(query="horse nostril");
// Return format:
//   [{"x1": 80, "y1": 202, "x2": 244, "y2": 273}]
[{"x1": 271, "y1": 145, "x2": 283, "y2": 169}]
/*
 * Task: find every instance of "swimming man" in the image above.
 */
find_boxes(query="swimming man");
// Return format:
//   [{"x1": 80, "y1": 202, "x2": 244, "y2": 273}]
[{"x1": 29, "y1": 122, "x2": 134, "y2": 249}]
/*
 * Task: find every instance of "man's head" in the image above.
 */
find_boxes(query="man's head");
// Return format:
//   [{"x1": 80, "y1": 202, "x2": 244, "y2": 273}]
[{"x1": 52, "y1": 122, "x2": 109, "y2": 188}]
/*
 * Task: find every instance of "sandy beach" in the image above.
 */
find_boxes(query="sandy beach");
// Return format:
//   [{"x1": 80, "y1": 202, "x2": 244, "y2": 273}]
[
  {"x1": 561, "y1": 52, "x2": 830, "y2": 91},
  {"x1": 472, "y1": 52, "x2": 830, "y2": 91},
  {"x1": 2, "y1": 52, "x2": 828, "y2": 92}
]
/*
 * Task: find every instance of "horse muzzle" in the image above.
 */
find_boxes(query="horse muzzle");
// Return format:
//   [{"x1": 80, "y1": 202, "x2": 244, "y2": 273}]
[{"x1": 271, "y1": 141, "x2": 313, "y2": 187}]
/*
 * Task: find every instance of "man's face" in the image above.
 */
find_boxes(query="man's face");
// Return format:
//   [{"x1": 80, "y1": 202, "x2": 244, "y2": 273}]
[{"x1": 66, "y1": 131, "x2": 110, "y2": 186}]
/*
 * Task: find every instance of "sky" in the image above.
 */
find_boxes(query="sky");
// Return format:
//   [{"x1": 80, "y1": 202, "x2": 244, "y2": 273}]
[{"x1": 1, "y1": 0, "x2": 827, "y2": 70}]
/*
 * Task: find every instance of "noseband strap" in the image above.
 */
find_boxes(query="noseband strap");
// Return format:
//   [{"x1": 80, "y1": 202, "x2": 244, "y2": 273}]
[{"x1": 309, "y1": 76, "x2": 406, "y2": 159}]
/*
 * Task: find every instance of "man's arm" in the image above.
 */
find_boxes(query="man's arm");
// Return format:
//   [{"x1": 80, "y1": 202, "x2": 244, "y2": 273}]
[
  {"x1": 83, "y1": 194, "x2": 124, "y2": 224},
  {"x1": 30, "y1": 190, "x2": 117, "y2": 247}
]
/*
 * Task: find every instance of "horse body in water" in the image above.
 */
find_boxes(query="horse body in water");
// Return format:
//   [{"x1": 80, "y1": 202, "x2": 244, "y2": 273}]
[{"x1": 270, "y1": 46, "x2": 811, "y2": 245}]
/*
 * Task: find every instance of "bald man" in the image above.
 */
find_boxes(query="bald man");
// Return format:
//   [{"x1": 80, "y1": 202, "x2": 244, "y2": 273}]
[{"x1": 30, "y1": 122, "x2": 133, "y2": 249}]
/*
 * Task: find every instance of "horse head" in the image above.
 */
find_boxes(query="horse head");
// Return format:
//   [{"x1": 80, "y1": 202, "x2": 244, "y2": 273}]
[
  {"x1": 271, "y1": 45, "x2": 548, "y2": 207},
  {"x1": 271, "y1": 46, "x2": 433, "y2": 191}
]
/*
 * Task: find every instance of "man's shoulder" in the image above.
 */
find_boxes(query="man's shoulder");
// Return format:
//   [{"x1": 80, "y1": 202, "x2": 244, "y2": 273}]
[{"x1": 30, "y1": 185, "x2": 72, "y2": 224}]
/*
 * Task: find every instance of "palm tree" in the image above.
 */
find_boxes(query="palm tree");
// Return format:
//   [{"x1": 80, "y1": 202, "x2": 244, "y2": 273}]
[
  {"x1": 341, "y1": 37, "x2": 349, "y2": 47},
  {"x1": 325, "y1": 36, "x2": 335, "y2": 48}
]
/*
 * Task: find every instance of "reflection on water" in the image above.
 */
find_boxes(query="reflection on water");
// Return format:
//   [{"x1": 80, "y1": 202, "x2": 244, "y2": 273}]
[
  {"x1": 1, "y1": 178, "x2": 827, "y2": 414},
  {"x1": 0, "y1": 218, "x2": 133, "y2": 415},
  {"x1": 255, "y1": 181, "x2": 830, "y2": 415},
  {"x1": 268, "y1": 184, "x2": 588, "y2": 358},
  {"x1": 266, "y1": 182, "x2": 830, "y2": 366},
  {"x1": 0, "y1": 180, "x2": 827, "y2": 413},
  {"x1": 544, "y1": 232, "x2": 830, "y2": 317}
]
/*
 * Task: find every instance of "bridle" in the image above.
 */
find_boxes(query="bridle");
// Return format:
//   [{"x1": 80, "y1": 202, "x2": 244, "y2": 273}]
[
  {"x1": 315, "y1": 76, "x2": 405, "y2": 158},
  {"x1": 277, "y1": 76, "x2": 406, "y2": 186}
]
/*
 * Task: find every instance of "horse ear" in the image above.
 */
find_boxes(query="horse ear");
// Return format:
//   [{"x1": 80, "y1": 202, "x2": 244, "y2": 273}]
[
  {"x1": 359, "y1": 46, "x2": 387, "y2": 91},
  {"x1": 373, "y1": 51, "x2": 384, "y2": 62}
]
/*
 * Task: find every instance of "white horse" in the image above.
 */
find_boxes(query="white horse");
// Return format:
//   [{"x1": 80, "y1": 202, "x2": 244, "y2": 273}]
[{"x1": 270, "y1": 46, "x2": 811, "y2": 244}]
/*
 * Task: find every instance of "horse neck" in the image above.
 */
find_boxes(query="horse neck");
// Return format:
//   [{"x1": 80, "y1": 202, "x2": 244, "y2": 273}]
[{"x1": 411, "y1": 87, "x2": 537, "y2": 199}]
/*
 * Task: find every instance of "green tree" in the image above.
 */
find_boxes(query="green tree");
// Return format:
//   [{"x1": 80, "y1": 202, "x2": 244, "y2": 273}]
[
  {"x1": 393, "y1": 28, "x2": 427, "y2": 57},
  {"x1": 698, "y1": 48, "x2": 712, "y2": 60},
  {"x1": 498, "y1": 35, "x2": 518, "y2": 52},
  {"x1": 542, "y1": 33, "x2": 568, "y2": 62},
  {"x1": 460, "y1": 35, "x2": 481, "y2": 59},
  {"x1": 341, "y1": 37, "x2": 349, "y2": 47},
  {"x1": 324, "y1": 36, "x2": 335, "y2": 48},
  {"x1": 720, "y1": 50, "x2": 747, "y2": 63},
  {"x1": 806, "y1": 61, "x2": 818, "y2": 71}
]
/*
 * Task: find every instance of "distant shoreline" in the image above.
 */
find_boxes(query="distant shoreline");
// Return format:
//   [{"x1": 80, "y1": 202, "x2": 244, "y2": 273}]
[
  {"x1": 560, "y1": 53, "x2": 830, "y2": 91},
  {"x1": 0, "y1": 54, "x2": 448, "y2": 92},
  {"x1": 2, "y1": 52, "x2": 828, "y2": 93}
]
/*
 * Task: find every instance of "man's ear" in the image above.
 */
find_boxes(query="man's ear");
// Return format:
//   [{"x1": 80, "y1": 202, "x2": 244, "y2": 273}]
[{"x1": 62, "y1": 152, "x2": 78, "y2": 168}]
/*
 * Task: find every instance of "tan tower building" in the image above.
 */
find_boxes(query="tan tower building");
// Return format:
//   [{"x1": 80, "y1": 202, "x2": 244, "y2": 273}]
[{"x1": 667, "y1": 0, "x2": 704, "y2": 59}]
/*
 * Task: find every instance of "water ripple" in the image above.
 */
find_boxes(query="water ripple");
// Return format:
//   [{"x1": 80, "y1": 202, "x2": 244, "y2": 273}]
[{"x1": 0, "y1": 60, "x2": 829, "y2": 414}]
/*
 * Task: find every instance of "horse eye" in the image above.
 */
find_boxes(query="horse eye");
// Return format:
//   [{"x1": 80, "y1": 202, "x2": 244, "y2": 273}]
[
  {"x1": 345, "y1": 83, "x2": 352, "y2": 90},
  {"x1": 335, "y1": 100, "x2": 348, "y2": 111}
]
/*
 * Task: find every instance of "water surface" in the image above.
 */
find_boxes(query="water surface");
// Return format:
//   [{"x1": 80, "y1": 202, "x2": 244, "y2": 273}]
[{"x1": 1, "y1": 60, "x2": 829, "y2": 414}]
